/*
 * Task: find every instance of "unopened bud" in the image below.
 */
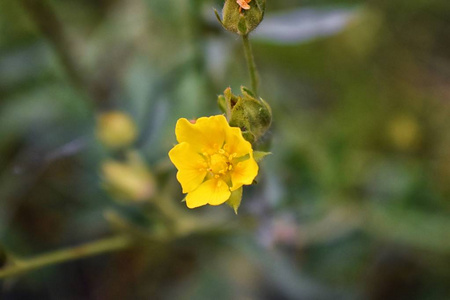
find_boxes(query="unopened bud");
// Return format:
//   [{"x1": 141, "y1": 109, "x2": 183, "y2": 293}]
[
  {"x1": 215, "y1": 0, "x2": 266, "y2": 36},
  {"x1": 96, "y1": 111, "x2": 138, "y2": 149},
  {"x1": 218, "y1": 86, "x2": 272, "y2": 143},
  {"x1": 101, "y1": 152, "x2": 155, "y2": 202}
]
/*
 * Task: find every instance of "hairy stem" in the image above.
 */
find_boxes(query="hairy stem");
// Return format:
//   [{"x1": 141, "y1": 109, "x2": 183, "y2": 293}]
[
  {"x1": 0, "y1": 235, "x2": 133, "y2": 279},
  {"x1": 242, "y1": 34, "x2": 259, "y2": 97}
]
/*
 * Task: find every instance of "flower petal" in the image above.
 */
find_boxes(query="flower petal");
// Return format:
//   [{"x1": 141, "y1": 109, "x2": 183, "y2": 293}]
[
  {"x1": 175, "y1": 116, "x2": 228, "y2": 153},
  {"x1": 176, "y1": 169, "x2": 207, "y2": 193},
  {"x1": 186, "y1": 178, "x2": 231, "y2": 208},
  {"x1": 225, "y1": 126, "x2": 253, "y2": 157},
  {"x1": 231, "y1": 158, "x2": 258, "y2": 191},
  {"x1": 168, "y1": 142, "x2": 207, "y2": 193}
]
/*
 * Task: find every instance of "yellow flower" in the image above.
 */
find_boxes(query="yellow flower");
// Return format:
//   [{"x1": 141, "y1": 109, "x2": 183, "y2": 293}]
[
  {"x1": 96, "y1": 111, "x2": 137, "y2": 149},
  {"x1": 168, "y1": 115, "x2": 258, "y2": 209},
  {"x1": 102, "y1": 152, "x2": 155, "y2": 202}
]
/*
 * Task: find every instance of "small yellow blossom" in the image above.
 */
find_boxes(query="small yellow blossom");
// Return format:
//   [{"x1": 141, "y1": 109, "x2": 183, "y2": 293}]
[
  {"x1": 96, "y1": 111, "x2": 137, "y2": 149},
  {"x1": 168, "y1": 115, "x2": 258, "y2": 209},
  {"x1": 102, "y1": 152, "x2": 155, "y2": 202}
]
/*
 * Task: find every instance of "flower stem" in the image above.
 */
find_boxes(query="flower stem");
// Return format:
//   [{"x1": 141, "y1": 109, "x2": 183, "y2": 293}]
[
  {"x1": 242, "y1": 34, "x2": 259, "y2": 98},
  {"x1": 0, "y1": 235, "x2": 133, "y2": 279}
]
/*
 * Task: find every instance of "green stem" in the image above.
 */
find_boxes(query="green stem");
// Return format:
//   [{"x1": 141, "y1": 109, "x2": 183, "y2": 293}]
[
  {"x1": 242, "y1": 34, "x2": 259, "y2": 97},
  {"x1": 0, "y1": 235, "x2": 133, "y2": 279}
]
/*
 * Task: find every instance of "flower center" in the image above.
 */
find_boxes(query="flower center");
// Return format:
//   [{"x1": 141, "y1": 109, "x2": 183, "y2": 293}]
[
  {"x1": 209, "y1": 153, "x2": 228, "y2": 174},
  {"x1": 204, "y1": 148, "x2": 236, "y2": 178}
]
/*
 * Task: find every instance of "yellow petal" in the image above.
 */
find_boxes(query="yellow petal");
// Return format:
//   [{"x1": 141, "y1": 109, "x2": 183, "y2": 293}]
[
  {"x1": 175, "y1": 116, "x2": 228, "y2": 153},
  {"x1": 230, "y1": 158, "x2": 258, "y2": 191},
  {"x1": 168, "y1": 142, "x2": 207, "y2": 193},
  {"x1": 176, "y1": 169, "x2": 207, "y2": 193},
  {"x1": 186, "y1": 179, "x2": 231, "y2": 208},
  {"x1": 224, "y1": 126, "x2": 253, "y2": 157}
]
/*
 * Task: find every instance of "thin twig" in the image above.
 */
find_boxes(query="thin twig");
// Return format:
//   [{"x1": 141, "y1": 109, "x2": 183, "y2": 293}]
[{"x1": 0, "y1": 235, "x2": 133, "y2": 279}]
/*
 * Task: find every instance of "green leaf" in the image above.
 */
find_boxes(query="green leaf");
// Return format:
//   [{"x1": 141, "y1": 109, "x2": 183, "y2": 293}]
[{"x1": 253, "y1": 151, "x2": 271, "y2": 162}]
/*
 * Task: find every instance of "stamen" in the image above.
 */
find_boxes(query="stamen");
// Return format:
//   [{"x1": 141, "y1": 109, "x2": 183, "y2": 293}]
[{"x1": 228, "y1": 153, "x2": 237, "y2": 160}]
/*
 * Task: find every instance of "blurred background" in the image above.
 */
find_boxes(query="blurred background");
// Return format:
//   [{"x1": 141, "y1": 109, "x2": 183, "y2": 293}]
[{"x1": 1, "y1": 0, "x2": 450, "y2": 299}]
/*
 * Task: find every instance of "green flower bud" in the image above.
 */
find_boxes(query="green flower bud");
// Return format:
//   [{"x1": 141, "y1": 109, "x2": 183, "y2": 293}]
[
  {"x1": 215, "y1": 0, "x2": 266, "y2": 36},
  {"x1": 218, "y1": 86, "x2": 272, "y2": 143}
]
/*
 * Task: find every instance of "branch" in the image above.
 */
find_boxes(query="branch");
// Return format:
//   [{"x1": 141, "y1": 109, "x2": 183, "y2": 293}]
[{"x1": 0, "y1": 235, "x2": 133, "y2": 279}]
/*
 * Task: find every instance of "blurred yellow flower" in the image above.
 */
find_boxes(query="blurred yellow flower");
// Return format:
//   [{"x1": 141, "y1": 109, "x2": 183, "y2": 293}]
[
  {"x1": 169, "y1": 115, "x2": 258, "y2": 209},
  {"x1": 102, "y1": 152, "x2": 155, "y2": 202},
  {"x1": 96, "y1": 111, "x2": 137, "y2": 149}
]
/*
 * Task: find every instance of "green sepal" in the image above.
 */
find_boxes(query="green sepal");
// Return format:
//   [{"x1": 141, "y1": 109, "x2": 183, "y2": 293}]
[
  {"x1": 226, "y1": 186, "x2": 243, "y2": 214},
  {"x1": 242, "y1": 131, "x2": 256, "y2": 144},
  {"x1": 253, "y1": 151, "x2": 271, "y2": 162},
  {"x1": 234, "y1": 153, "x2": 250, "y2": 163},
  {"x1": 214, "y1": 9, "x2": 223, "y2": 25},
  {"x1": 237, "y1": 16, "x2": 248, "y2": 35},
  {"x1": 241, "y1": 86, "x2": 255, "y2": 98},
  {"x1": 218, "y1": 95, "x2": 227, "y2": 114}
]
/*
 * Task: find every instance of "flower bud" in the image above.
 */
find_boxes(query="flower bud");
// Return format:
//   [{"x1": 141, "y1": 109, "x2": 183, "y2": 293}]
[
  {"x1": 101, "y1": 152, "x2": 155, "y2": 202},
  {"x1": 387, "y1": 115, "x2": 421, "y2": 151},
  {"x1": 215, "y1": 0, "x2": 266, "y2": 36},
  {"x1": 96, "y1": 111, "x2": 138, "y2": 149},
  {"x1": 218, "y1": 86, "x2": 272, "y2": 143}
]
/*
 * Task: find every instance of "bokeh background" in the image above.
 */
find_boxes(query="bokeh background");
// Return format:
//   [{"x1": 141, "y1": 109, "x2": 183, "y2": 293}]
[{"x1": 1, "y1": 0, "x2": 450, "y2": 299}]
